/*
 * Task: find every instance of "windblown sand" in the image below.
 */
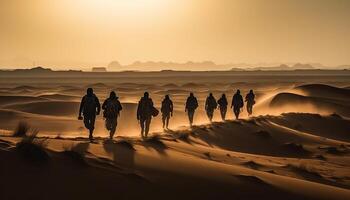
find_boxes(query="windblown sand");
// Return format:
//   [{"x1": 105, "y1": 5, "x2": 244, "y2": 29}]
[{"x1": 0, "y1": 77, "x2": 349, "y2": 200}]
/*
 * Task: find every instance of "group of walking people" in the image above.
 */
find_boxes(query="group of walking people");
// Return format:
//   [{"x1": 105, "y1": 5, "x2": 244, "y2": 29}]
[{"x1": 78, "y1": 88, "x2": 255, "y2": 141}]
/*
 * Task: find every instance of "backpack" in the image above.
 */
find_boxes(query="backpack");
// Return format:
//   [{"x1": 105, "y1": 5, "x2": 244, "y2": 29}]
[{"x1": 103, "y1": 99, "x2": 120, "y2": 118}]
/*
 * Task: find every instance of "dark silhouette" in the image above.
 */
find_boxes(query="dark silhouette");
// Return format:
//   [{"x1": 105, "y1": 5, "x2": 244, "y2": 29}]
[
  {"x1": 185, "y1": 92, "x2": 198, "y2": 127},
  {"x1": 217, "y1": 94, "x2": 228, "y2": 120},
  {"x1": 231, "y1": 89, "x2": 244, "y2": 119},
  {"x1": 245, "y1": 90, "x2": 256, "y2": 116},
  {"x1": 78, "y1": 88, "x2": 101, "y2": 142},
  {"x1": 137, "y1": 92, "x2": 155, "y2": 138},
  {"x1": 205, "y1": 93, "x2": 217, "y2": 122},
  {"x1": 102, "y1": 91, "x2": 123, "y2": 140},
  {"x1": 161, "y1": 95, "x2": 173, "y2": 129}
]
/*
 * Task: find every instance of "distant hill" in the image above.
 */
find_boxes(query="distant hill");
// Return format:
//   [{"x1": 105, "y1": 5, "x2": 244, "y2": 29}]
[
  {"x1": 108, "y1": 60, "x2": 232, "y2": 71},
  {"x1": 241, "y1": 63, "x2": 314, "y2": 71},
  {"x1": 91, "y1": 67, "x2": 107, "y2": 72},
  {"x1": 13, "y1": 66, "x2": 53, "y2": 73}
]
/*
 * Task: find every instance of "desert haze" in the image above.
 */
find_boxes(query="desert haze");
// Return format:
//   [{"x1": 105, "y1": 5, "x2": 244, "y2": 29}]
[{"x1": 0, "y1": 70, "x2": 349, "y2": 200}]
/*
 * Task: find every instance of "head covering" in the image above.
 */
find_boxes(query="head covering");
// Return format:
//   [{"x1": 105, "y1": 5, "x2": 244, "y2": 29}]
[
  {"x1": 87, "y1": 88, "x2": 93, "y2": 96},
  {"x1": 110, "y1": 91, "x2": 116, "y2": 98}
]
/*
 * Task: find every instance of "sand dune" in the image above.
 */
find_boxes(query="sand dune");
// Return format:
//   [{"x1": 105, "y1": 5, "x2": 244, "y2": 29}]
[
  {"x1": 1, "y1": 111, "x2": 350, "y2": 199},
  {"x1": 1, "y1": 81, "x2": 350, "y2": 199},
  {"x1": 296, "y1": 84, "x2": 350, "y2": 100},
  {"x1": 38, "y1": 94, "x2": 81, "y2": 101},
  {"x1": 270, "y1": 92, "x2": 350, "y2": 116},
  {"x1": 0, "y1": 95, "x2": 49, "y2": 107},
  {"x1": 5, "y1": 101, "x2": 80, "y2": 116}
]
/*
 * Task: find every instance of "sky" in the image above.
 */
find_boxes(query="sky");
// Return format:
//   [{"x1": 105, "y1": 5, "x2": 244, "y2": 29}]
[{"x1": 0, "y1": 0, "x2": 349, "y2": 70}]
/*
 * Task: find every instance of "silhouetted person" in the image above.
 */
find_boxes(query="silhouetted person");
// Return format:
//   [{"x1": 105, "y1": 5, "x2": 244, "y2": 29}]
[
  {"x1": 137, "y1": 92, "x2": 154, "y2": 138},
  {"x1": 205, "y1": 93, "x2": 217, "y2": 122},
  {"x1": 102, "y1": 91, "x2": 123, "y2": 140},
  {"x1": 78, "y1": 88, "x2": 101, "y2": 142},
  {"x1": 161, "y1": 95, "x2": 173, "y2": 129},
  {"x1": 231, "y1": 89, "x2": 244, "y2": 119},
  {"x1": 217, "y1": 94, "x2": 228, "y2": 120},
  {"x1": 185, "y1": 92, "x2": 198, "y2": 127},
  {"x1": 245, "y1": 89, "x2": 256, "y2": 116}
]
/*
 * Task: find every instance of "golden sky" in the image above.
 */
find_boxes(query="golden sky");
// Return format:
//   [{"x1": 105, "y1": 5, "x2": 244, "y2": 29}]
[{"x1": 0, "y1": 0, "x2": 349, "y2": 70}]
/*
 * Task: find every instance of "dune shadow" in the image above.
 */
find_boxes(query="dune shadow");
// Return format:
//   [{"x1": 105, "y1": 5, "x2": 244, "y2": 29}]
[
  {"x1": 102, "y1": 139, "x2": 135, "y2": 169},
  {"x1": 142, "y1": 136, "x2": 168, "y2": 156}
]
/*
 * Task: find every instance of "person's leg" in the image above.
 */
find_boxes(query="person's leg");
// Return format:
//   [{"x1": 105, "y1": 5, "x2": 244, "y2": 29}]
[
  {"x1": 89, "y1": 115, "x2": 96, "y2": 141},
  {"x1": 188, "y1": 111, "x2": 194, "y2": 126},
  {"x1": 140, "y1": 118, "x2": 145, "y2": 138},
  {"x1": 110, "y1": 118, "x2": 117, "y2": 139},
  {"x1": 208, "y1": 111, "x2": 213, "y2": 122},
  {"x1": 234, "y1": 107, "x2": 239, "y2": 119},
  {"x1": 187, "y1": 111, "x2": 192, "y2": 126},
  {"x1": 166, "y1": 115, "x2": 170, "y2": 129},
  {"x1": 247, "y1": 103, "x2": 252, "y2": 115},
  {"x1": 223, "y1": 107, "x2": 227, "y2": 120},
  {"x1": 145, "y1": 117, "x2": 152, "y2": 137},
  {"x1": 162, "y1": 114, "x2": 166, "y2": 129}
]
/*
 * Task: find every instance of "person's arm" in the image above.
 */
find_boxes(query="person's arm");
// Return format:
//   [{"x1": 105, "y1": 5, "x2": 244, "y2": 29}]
[
  {"x1": 231, "y1": 97, "x2": 234, "y2": 108},
  {"x1": 95, "y1": 96, "x2": 101, "y2": 115},
  {"x1": 102, "y1": 100, "x2": 107, "y2": 110},
  {"x1": 78, "y1": 96, "x2": 85, "y2": 118},
  {"x1": 137, "y1": 101, "x2": 141, "y2": 120},
  {"x1": 205, "y1": 98, "x2": 208, "y2": 110},
  {"x1": 170, "y1": 100, "x2": 174, "y2": 116},
  {"x1": 118, "y1": 101, "x2": 123, "y2": 111},
  {"x1": 185, "y1": 98, "x2": 188, "y2": 112}
]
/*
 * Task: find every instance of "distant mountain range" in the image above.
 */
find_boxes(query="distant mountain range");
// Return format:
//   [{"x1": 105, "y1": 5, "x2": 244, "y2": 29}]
[
  {"x1": 1, "y1": 62, "x2": 350, "y2": 73},
  {"x1": 108, "y1": 61, "x2": 231, "y2": 71},
  {"x1": 108, "y1": 61, "x2": 350, "y2": 71}
]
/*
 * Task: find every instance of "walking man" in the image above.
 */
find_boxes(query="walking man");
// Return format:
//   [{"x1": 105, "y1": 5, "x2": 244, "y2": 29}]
[
  {"x1": 205, "y1": 93, "x2": 217, "y2": 122},
  {"x1": 137, "y1": 92, "x2": 155, "y2": 138},
  {"x1": 161, "y1": 95, "x2": 173, "y2": 130},
  {"x1": 185, "y1": 92, "x2": 198, "y2": 127},
  {"x1": 102, "y1": 91, "x2": 122, "y2": 140},
  {"x1": 245, "y1": 90, "x2": 256, "y2": 116},
  {"x1": 231, "y1": 89, "x2": 244, "y2": 119},
  {"x1": 78, "y1": 88, "x2": 101, "y2": 142},
  {"x1": 217, "y1": 94, "x2": 228, "y2": 120}
]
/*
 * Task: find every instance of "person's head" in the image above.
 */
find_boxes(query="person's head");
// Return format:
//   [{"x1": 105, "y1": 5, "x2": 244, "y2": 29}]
[
  {"x1": 144, "y1": 92, "x2": 149, "y2": 98},
  {"x1": 250, "y1": 89, "x2": 253, "y2": 93},
  {"x1": 222, "y1": 93, "x2": 226, "y2": 98},
  {"x1": 190, "y1": 92, "x2": 194, "y2": 97},
  {"x1": 236, "y1": 89, "x2": 240, "y2": 95},
  {"x1": 165, "y1": 94, "x2": 169, "y2": 99},
  {"x1": 87, "y1": 88, "x2": 93, "y2": 96},
  {"x1": 110, "y1": 91, "x2": 116, "y2": 99},
  {"x1": 209, "y1": 93, "x2": 213, "y2": 97}
]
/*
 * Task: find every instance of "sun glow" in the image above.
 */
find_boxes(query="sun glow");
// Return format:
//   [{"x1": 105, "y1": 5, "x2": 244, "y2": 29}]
[{"x1": 73, "y1": 0, "x2": 173, "y2": 16}]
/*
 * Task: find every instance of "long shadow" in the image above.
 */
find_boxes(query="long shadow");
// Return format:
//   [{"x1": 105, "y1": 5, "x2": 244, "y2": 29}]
[
  {"x1": 71, "y1": 142, "x2": 90, "y2": 154},
  {"x1": 142, "y1": 136, "x2": 168, "y2": 156},
  {"x1": 164, "y1": 129, "x2": 193, "y2": 145},
  {"x1": 102, "y1": 139, "x2": 135, "y2": 169}
]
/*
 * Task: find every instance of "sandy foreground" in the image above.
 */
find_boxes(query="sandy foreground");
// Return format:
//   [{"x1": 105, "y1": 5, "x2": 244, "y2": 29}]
[{"x1": 0, "y1": 81, "x2": 350, "y2": 200}]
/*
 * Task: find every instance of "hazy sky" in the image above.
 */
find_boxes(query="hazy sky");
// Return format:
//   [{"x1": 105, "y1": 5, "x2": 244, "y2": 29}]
[{"x1": 0, "y1": 0, "x2": 349, "y2": 70}]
